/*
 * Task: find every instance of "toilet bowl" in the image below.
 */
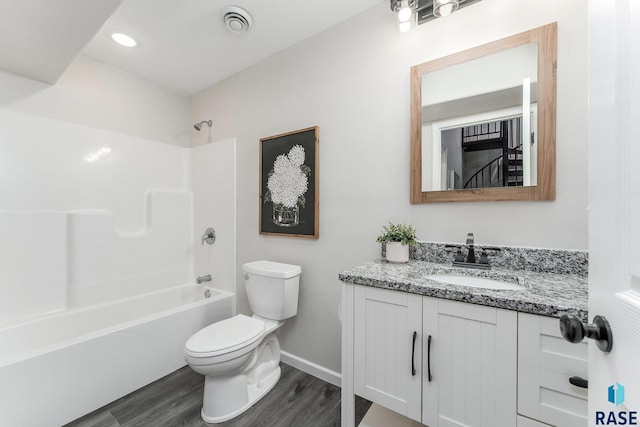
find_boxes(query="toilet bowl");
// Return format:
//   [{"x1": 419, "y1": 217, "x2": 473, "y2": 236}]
[{"x1": 184, "y1": 261, "x2": 301, "y2": 423}]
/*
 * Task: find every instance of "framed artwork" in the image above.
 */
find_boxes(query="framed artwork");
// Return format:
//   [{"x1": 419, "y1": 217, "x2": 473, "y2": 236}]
[{"x1": 259, "y1": 126, "x2": 319, "y2": 238}]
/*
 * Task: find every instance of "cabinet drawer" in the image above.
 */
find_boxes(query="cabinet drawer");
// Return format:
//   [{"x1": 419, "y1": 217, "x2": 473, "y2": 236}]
[
  {"x1": 518, "y1": 313, "x2": 588, "y2": 427},
  {"x1": 519, "y1": 313, "x2": 588, "y2": 373}
]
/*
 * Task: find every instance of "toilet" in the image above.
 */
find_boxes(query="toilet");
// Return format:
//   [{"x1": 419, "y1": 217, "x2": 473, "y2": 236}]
[{"x1": 184, "y1": 260, "x2": 301, "y2": 423}]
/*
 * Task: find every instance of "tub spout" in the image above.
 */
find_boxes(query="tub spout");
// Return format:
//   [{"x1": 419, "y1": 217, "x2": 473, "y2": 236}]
[{"x1": 197, "y1": 275, "x2": 212, "y2": 284}]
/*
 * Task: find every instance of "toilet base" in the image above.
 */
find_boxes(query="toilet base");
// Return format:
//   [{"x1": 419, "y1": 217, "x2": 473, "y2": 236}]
[
  {"x1": 201, "y1": 365, "x2": 281, "y2": 423},
  {"x1": 199, "y1": 333, "x2": 283, "y2": 423}
]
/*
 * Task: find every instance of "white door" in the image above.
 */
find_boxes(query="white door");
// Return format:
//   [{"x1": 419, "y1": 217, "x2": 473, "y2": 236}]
[{"x1": 588, "y1": 0, "x2": 640, "y2": 423}]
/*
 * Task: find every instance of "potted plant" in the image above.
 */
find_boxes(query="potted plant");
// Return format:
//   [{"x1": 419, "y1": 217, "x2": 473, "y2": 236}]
[{"x1": 376, "y1": 222, "x2": 417, "y2": 263}]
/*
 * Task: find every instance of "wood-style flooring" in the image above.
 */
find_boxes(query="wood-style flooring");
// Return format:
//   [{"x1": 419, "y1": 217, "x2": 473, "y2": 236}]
[{"x1": 65, "y1": 363, "x2": 371, "y2": 427}]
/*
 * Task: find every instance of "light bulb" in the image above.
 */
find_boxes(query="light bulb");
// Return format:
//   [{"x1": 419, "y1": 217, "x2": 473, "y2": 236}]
[
  {"x1": 438, "y1": 3, "x2": 454, "y2": 16},
  {"x1": 398, "y1": 6, "x2": 412, "y2": 22},
  {"x1": 399, "y1": 21, "x2": 411, "y2": 33},
  {"x1": 433, "y1": 0, "x2": 459, "y2": 18}
]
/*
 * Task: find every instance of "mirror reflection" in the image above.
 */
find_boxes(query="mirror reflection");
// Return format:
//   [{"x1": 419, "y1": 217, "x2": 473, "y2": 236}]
[
  {"x1": 421, "y1": 43, "x2": 538, "y2": 191},
  {"x1": 410, "y1": 23, "x2": 557, "y2": 203}
]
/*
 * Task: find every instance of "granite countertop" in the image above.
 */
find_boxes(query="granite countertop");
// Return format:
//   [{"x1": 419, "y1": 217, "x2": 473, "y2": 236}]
[{"x1": 338, "y1": 260, "x2": 588, "y2": 322}]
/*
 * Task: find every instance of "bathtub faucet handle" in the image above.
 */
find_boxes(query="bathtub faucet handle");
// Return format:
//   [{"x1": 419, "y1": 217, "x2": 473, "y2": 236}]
[{"x1": 201, "y1": 227, "x2": 216, "y2": 245}]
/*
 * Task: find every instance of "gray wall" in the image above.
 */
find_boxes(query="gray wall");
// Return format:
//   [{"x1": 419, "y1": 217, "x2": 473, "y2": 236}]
[{"x1": 190, "y1": 0, "x2": 588, "y2": 374}]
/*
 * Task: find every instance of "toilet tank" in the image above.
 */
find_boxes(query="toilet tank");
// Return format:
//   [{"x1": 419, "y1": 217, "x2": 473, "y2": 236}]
[{"x1": 242, "y1": 261, "x2": 301, "y2": 320}]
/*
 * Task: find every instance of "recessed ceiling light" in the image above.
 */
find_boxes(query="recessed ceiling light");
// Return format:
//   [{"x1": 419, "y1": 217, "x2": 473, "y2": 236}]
[{"x1": 111, "y1": 32, "x2": 137, "y2": 48}]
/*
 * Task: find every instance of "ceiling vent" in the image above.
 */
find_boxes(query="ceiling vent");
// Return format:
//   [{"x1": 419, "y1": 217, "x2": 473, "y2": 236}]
[{"x1": 221, "y1": 6, "x2": 253, "y2": 33}]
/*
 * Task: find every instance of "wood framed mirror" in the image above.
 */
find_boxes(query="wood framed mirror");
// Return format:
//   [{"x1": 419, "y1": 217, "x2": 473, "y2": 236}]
[{"x1": 410, "y1": 23, "x2": 557, "y2": 203}]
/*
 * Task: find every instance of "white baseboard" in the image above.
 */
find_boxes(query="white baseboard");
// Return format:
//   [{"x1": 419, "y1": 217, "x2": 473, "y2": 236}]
[{"x1": 280, "y1": 351, "x2": 341, "y2": 387}]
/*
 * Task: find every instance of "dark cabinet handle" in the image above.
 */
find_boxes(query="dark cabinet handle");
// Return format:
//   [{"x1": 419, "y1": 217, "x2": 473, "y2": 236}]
[
  {"x1": 411, "y1": 331, "x2": 417, "y2": 376},
  {"x1": 427, "y1": 334, "x2": 432, "y2": 382},
  {"x1": 569, "y1": 376, "x2": 588, "y2": 389}
]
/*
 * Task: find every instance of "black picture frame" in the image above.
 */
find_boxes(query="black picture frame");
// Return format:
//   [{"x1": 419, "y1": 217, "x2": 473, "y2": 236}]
[{"x1": 259, "y1": 126, "x2": 319, "y2": 238}]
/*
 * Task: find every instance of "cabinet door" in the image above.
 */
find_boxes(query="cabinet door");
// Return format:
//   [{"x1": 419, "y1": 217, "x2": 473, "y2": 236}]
[
  {"x1": 354, "y1": 286, "x2": 422, "y2": 422},
  {"x1": 423, "y1": 297, "x2": 517, "y2": 427}
]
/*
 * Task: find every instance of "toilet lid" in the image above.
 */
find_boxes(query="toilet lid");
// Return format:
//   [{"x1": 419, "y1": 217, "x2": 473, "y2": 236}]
[{"x1": 185, "y1": 314, "x2": 265, "y2": 358}]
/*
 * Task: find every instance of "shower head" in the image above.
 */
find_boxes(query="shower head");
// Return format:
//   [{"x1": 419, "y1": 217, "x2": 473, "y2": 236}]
[{"x1": 194, "y1": 120, "x2": 213, "y2": 131}]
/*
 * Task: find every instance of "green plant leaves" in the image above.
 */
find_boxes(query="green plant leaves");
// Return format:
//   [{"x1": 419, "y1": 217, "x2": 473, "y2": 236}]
[{"x1": 375, "y1": 222, "x2": 417, "y2": 246}]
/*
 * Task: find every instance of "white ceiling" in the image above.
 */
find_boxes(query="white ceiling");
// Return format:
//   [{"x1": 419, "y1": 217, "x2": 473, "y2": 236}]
[
  {"x1": 0, "y1": 0, "x2": 123, "y2": 84},
  {"x1": 0, "y1": 0, "x2": 384, "y2": 95}
]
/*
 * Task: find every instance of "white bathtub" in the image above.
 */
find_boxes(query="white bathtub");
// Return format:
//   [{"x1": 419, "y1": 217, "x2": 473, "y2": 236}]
[{"x1": 0, "y1": 284, "x2": 233, "y2": 427}]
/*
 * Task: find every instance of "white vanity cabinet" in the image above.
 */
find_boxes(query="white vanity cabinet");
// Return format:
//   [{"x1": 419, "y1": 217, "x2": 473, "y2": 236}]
[
  {"x1": 346, "y1": 284, "x2": 517, "y2": 427},
  {"x1": 422, "y1": 297, "x2": 518, "y2": 427},
  {"x1": 517, "y1": 313, "x2": 588, "y2": 427},
  {"x1": 353, "y1": 285, "x2": 423, "y2": 422}
]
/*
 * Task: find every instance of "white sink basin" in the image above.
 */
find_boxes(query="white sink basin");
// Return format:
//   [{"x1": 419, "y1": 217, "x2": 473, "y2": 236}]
[{"x1": 426, "y1": 274, "x2": 523, "y2": 290}]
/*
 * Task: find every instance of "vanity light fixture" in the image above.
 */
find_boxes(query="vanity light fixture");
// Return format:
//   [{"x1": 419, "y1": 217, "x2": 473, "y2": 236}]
[
  {"x1": 404, "y1": 0, "x2": 480, "y2": 24},
  {"x1": 390, "y1": 0, "x2": 417, "y2": 33},
  {"x1": 433, "y1": 0, "x2": 459, "y2": 17}
]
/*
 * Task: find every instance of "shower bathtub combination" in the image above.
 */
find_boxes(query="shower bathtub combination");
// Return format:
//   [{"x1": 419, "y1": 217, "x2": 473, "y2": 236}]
[
  {"x1": 0, "y1": 282, "x2": 232, "y2": 427},
  {"x1": 0, "y1": 114, "x2": 238, "y2": 427}
]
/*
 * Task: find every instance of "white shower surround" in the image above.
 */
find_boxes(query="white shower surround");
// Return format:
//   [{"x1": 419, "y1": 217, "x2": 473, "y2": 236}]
[{"x1": 0, "y1": 110, "x2": 237, "y2": 424}]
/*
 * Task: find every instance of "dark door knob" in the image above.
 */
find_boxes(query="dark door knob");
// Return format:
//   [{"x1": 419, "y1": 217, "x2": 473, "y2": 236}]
[{"x1": 559, "y1": 314, "x2": 613, "y2": 353}]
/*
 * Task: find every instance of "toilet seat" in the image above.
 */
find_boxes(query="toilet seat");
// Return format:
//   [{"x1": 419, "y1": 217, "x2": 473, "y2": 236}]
[{"x1": 185, "y1": 314, "x2": 265, "y2": 358}]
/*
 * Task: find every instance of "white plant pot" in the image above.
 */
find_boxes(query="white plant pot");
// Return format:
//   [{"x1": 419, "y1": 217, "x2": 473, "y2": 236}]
[{"x1": 386, "y1": 242, "x2": 409, "y2": 263}]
